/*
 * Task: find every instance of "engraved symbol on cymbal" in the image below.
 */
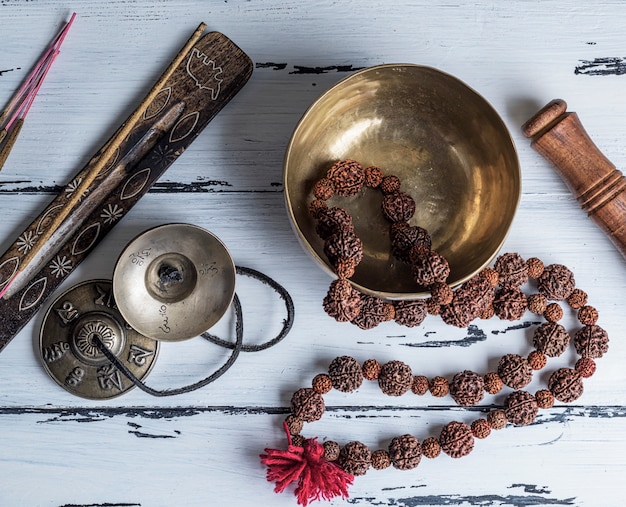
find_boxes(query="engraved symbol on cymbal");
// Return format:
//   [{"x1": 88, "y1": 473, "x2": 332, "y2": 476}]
[{"x1": 39, "y1": 280, "x2": 159, "y2": 400}]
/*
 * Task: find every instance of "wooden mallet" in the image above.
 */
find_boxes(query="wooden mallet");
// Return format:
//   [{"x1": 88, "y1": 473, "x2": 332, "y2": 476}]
[{"x1": 522, "y1": 99, "x2": 626, "y2": 259}]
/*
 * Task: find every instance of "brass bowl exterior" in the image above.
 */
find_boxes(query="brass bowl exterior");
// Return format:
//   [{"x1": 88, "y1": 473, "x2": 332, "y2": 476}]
[{"x1": 284, "y1": 64, "x2": 520, "y2": 299}]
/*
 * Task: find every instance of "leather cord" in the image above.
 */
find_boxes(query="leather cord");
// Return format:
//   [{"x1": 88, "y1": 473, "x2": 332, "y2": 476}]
[{"x1": 94, "y1": 265, "x2": 295, "y2": 397}]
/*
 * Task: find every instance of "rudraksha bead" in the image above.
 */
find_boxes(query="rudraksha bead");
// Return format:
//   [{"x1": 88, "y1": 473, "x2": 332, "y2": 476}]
[
  {"x1": 313, "y1": 177, "x2": 335, "y2": 201},
  {"x1": 323, "y1": 440, "x2": 340, "y2": 461},
  {"x1": 364, "y1": 165, "x2": 384, "y2": 188},
  {"x1": 390, "y1": 222, "x2": 431, "y2": 262},
  {"x1": 439, "y1": 302, "x2": 474, "y2": 328},
  {"x1": 527, "y1": 350, "x2": 547, "y2": 370},
  {"x1": 393, "y1": 299, "x2": 427, "y2": 327},
  {"x1": 493, "y1": 288, "x2": 528, "y2": 321},
  {"x1": 543, "y1": 302, "x2": 563, "y2": 322},
  {"x1": 430, "y1": 282, "x2": 454, "y2": 306},
  {"x1": 452, "y1": 275, "x2": 495, "y2": 318},
  {"x1": 327, "y1": 278, "x2": 354, "y2": 300},
  {"x1": 324, "y1": 230, "x2": 363, "y2": 267},
  {"x1": 442, "y1": 278, "x2": 492, "y2": 326},
  {"x1": 429, "y1": 376, "x2": 449, "y2": 397},
  {"x1": 527, "y1": 293, "x2": 548, "y2": 314},
  {"x1": 487, "y1": 409, "x2": 507, "y2": 430},
  {"x1": 471, "y1": 418, "x2": 491, "y2": 439},
  {"x1": 578, "y1": 305, "x2": 599, "y2": 325},
  {"x1": 322, "y1": 288, "x2": 362, "y2": 322},
  {"x1": 532, "y1": 322, "x2": 570, "y2": 357},
  {"x1": 538, "y1": 263, "x2": 576, "y2": 300},
  {"x1": 573, "y1": 324, "x2": 609, "y2": 358},
  {"x1": 494, "y1": 252, "x2": 528, "y2": 288},
  {"x1": 380, "y1": 175, "x2": 401, "y2": 194},
  {"x1": 411, "y1": 375, "x2": 430, "y2": 395},
  {"x1": 326, "y1": 159, "x2": 365, "y2": 197},
  {"x1": 339, "y1": 441, "x2": 371, "y2": 476},
  {"x1": 504, "y1": 390, "x2": 538, "y2": 426},
  {"x1": 480, "y1": 305, "x2": 495, "y2": 320},
  {"x1": 335, "y1": 257, "x2": 356, "y2": 278},
  {"x1": 449, "y1": 370, "x2": 485, "y2": 407},
  {"x1": 308, "y1": 198, "x2": 327, "y2": 219},
  {"x1": 382, "y1": 191, "x2": 416, "y2": 223},
  {"x1": 285, "y1": 414, "x2": 303, "y2": 435},
  {"x1": 291, "y1": 434, "x2": 305, "y2": 447},
  {"x1": 410, "y1": 249, "x2": 450, "y2": 286},
  {"x1": 526, "y1": 257, "x2": 545, "y2": 278},
  {"x1": 426, "y1": 298, "x2": 441, "y2": 316},
  {"x1": 315, "y1": 206, "x2": 354, "y2": 240},
  {"x1": 497, "y1": 354, "x2": 533, "y2": 389},
  {"x1": 479, "y1": 267, "x2": 499, "y2": 287},
  {"x1": 290, "y1": 388, "x2": 325, "y2": 423},
  {"x1": 352, "y1": 294, "x2": 395, "y2": 330},
  {"x1": 566, "y1": 288, "x2": 588, "y2": 309},
  {"x1": 371, "y1": 449, "x2": 391, "y2": 470},
  {"x1": 328, "y1": 356, "x2": 363, "y2": 392},
  {"x1": 389, "y1": 434, "x2": 422, "y2": 470},
  {"x1": 483, "y1": 372, "x2": 503, "y2": 394},
  {"x1": 575, "y1": 357, "x2": 596, "y2": 378},
  {"x1": 535, "y1": 389, "x2": 554, "y2": 409},
  {"x1": 312, "y1": 373, "x2": 333, "y2": 394},
  {"x1": 439, "y1": 421, "x2": 474, "y2": 458},
  {"x1": 362, "y1": 359, "x2": 382, "y2": 380},
  {"x1": 390, "y1": 222, "x2": 416, "y2": 262},
  {"x1": 549, "y1": 368, "x2": 584, "y2": 403},
  {"x1": 421, "y1": 437, "x2": 441, "y2": 458},
  {"x1": 378, "y1": 360, "x2": 413, "y2": 396}
]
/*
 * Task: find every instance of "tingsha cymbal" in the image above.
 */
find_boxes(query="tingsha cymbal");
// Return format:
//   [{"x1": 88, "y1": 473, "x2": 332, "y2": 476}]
[
  {"x1": 112, "y1": 223, "x2": 236, "y2": 342},
  {"x1": 39, "y1": 280, "x2": 159, "y2": 399}
]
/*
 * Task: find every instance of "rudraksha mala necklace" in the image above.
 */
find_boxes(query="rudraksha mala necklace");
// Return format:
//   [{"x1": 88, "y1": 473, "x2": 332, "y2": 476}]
[
  {"x1": 260, "y1": 272, "x2": 609, "y2": 505},
  {"x1": 259, "y1": 160, "x2": 610, "y2": 505},
  {"x1": 308, "y1": 159, "x2": 531, "y2": 330}
]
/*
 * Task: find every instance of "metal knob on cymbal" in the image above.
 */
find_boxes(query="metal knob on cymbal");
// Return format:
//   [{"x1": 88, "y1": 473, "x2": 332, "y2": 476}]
[{"x1": 112, "y1": 223, "x2": 236, "y2": 342}]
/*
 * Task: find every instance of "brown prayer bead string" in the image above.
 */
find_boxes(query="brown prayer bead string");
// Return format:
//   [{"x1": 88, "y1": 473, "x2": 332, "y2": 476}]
[
  {"x1": 285, "y1": 281, "x2": 609, "y2": 475},
  {"x1": 309, "y1": 160, "x2": 551, "y2": 330},
  {"x1": 293, "y1": 160, "x2": 610, "y2": 479}
]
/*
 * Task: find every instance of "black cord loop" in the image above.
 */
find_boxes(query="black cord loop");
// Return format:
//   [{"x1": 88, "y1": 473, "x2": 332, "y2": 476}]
[
  {"x1": 202, "y1": 265, "x2": 295, "y2": 352},
  {"x1": 94, "y1": 266, "x2": 295, "y2": 397}
]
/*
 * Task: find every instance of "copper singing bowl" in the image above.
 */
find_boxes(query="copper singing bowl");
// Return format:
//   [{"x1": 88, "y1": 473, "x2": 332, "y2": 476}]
[{"x1": 284, "y1": 64, "x2": 520, "y2": 299}]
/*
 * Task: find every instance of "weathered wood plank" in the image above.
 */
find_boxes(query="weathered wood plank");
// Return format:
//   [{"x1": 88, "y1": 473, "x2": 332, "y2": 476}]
[
  {"x1": 0, "y1": 0, "x2": 625, "y2": 506},
  {"x1": 1, "y1": 406, "x2": 625, "y2": 505}
]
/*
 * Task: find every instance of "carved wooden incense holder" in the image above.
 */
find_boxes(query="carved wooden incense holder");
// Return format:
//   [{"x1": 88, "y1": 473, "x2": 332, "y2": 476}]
[
  {"x1": 523, "y1": 99, "x2": 626, "y2": 259},
  {"x1": 0, "y1": 26, "x2": 253, "y2": 352}
]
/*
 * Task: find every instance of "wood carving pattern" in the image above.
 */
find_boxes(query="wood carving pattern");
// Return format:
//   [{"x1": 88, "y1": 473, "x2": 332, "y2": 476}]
[
  {"x1": 0, "y1": 31, "x2": 254, "y2": 352},
  {"x1": 144, "y1": 86, "x2": 172, "y2": 120},
  {"x1": 19, "y1": 277, "x2": 47, "y2": 311},
  {"x1": 187, "y1": 49, "x2": 223, "y2": 99}
]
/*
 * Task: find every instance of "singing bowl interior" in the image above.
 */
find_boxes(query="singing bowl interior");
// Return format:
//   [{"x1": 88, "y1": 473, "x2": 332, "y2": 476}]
[{"x1": 284, "y1": 64, "x2": 520, "y2": 299}]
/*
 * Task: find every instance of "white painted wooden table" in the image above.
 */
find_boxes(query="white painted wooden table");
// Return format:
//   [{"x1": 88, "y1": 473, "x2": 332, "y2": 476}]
[{"x1": 1, "y1": 1, "x2": 626, "y2": 506}]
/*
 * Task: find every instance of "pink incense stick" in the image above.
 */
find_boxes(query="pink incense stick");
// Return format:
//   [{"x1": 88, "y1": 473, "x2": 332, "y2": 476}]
[{"x1": 1, "y1": 12, "x2": 76, "y2": 131}]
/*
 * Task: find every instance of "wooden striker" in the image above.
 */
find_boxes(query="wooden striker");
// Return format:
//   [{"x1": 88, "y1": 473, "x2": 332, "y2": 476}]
[{"x1": 523, "y1": 99, "x2": 626, "y2": 260}]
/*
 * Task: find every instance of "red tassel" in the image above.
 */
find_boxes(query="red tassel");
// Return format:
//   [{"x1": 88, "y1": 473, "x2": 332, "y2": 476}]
[{"x1": 260, "y1": 422, "x2": 354, "y2": 505}]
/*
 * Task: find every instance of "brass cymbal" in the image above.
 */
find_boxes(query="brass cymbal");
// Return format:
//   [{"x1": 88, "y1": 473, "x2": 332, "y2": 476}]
[
  {"x1": 39, "y1": 279, "x2": 159, "y2": 400},
  {"x1": 112, "y1": 223, "x2": 236, "y2": 342}
]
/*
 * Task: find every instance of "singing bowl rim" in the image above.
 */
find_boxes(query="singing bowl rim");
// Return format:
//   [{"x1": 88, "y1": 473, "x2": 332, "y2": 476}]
[{"x1": 283, "y1": 63, "x2": 521, "y2": 300}]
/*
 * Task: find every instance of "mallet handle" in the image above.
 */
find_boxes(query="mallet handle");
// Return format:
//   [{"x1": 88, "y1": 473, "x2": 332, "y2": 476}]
[{"x1": 522, "y1": 99, "x2": 626, "y2": 259}]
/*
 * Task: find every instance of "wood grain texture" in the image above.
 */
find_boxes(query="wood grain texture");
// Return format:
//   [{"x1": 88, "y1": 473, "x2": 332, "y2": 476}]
[{"x1": 1, "y1": 1, "x2": 626, "y2": 506}]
